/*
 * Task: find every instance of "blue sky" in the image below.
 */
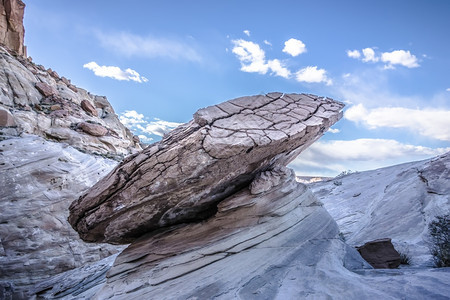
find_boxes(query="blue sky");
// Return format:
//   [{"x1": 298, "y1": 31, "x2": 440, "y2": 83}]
[{"x1": 24, "y1": 0, "x2": 450, "y2": 176}]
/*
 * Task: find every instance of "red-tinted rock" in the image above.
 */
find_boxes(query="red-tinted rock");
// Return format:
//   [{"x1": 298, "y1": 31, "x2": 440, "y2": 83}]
[
  {"x1": 356, "y1": 238, "x2": 401, "y2": 268},
  {"x1": 35, "y1": 82, "x2": 57, "y2": 97},
  {"x1": 0, "y1": 107, "x2": 15, "y2": 126},
  {"x1": 78, "y1": 122, "x2": 108, "y2": 137},
  {"x1": 0, "y1": 0, "x2": 26, "y2": 57},
  {"x1": 81, "y1": 100, "x2": 98, "y2": 116}
]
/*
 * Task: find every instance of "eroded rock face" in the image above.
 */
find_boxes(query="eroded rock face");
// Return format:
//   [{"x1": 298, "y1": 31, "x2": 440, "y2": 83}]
[
  {"x1": 69, "y1": 93, "x2": 344, "y2": 244},
  {"x1": 0, "y1": 136, "x2": 124, "y2": 296},
  {"x1": 0, "y1": 0, "x2": 26, "y2": 57},
  {"x1": 0, "y1": 47, "x2": 141, "y2": 158}
]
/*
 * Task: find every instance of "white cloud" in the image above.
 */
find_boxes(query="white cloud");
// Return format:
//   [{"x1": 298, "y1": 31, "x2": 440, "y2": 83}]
[
  {"x1": 243, "y1": 30, "x2": 250, "y2": 36},
  {"x1": 140, "y1": 118, "x2": 183, "y2": 137},
  {"x1": 348, "y1": 47, "x2": 419, "y2": 69},
  {"x1": 295, "y1": 66, "x2": 332, "y2": 85},
  {"x1": 83, "y1": 62, "x2": 148, "y2": 83},
  {"x1": 267, "y1": 59, "x2": 291, "y2": 78},
  {"x1": 290, "y1": 138, "x2": 450, "y2": 176},
  {"x1": 328, "y1": 128, "x2": 340, "y2": 133},
  {"x1": 119, "y1": 110, "x2": 182, "y2": 141},
  {"x1": 137, "y1": 135, "x2": 153, "y2": 143},
  {"x1": 95, "y1": 31, "x2": 201, "y2": 62},
  {"x1": 282, "y1": 38, "x2": 306, "y2": 57},
  {"x1": 232, "y1": 39, "x2": 268, "y2": 74},
  {"x1": 231, "y1": 39, "x2": 290, "y2": 78},
  {"x1": 345, "y1": 104, "x2": 450, "y2": 141},
  {"x1": 347, "y1": 50, "x2": 361, "y2": 59},
  {"x1": 447, "y1": 88, "x2": 450, "y2": 92},
  {"x1": 381, "y1": 50, "x2": 419, "y2": 68},
  {"x1": 362, "y1": 47, "x2": 378, "y2": 62},
  {"x1": 263, "y1": 40, "x2": 272, "y2": 46}
]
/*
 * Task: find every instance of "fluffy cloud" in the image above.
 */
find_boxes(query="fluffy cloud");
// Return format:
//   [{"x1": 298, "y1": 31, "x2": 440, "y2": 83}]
[
  {"x1": 381, "y1": 50, "x2": 419, "y2": 68},
  {"x1": 119, "y1": 110, "x2": 182, "y2": 142},
  {"x1": 347, "y1": 47, "x2": 419, "y2": 68},
  {"x1": 295, "y1": 66, "x2": 332, "y2": 85},
  {"x1": 83, "y1": 62, "x2": 148, "y2": 83},
  {"x1": 362, "y1": 47, "x2": 378, "y2": 62},
  {"x1": 95, "y1": 31, "x2": 201, "y2": 62},
  {"x1": 282, "y1": 38, "x2": 306, "y2": 57},
  {"x1": 328, "y1": 128, "x2": 340, "y2": 133},
  {"x1": 346, "y1": 50, "x2": 361, "y2": 59},
  {"x1": 139, "y1": 118, "x2": 183, "y2": 137},
  {"x1": 263, "y1": 40, "x2": 272, "y2": 46},
  {"x1": 243, "y1": 30, "x2": 250, "y2": 36},
  {"x1": 345, "y1": 104, "x2": 450, "y2": 141},
  {"x1": 290, "y1": 138, "x2": 450, "y2": 176},
  {"x1": 231, "y1": 39, "x2": 290, "y2": 78}
]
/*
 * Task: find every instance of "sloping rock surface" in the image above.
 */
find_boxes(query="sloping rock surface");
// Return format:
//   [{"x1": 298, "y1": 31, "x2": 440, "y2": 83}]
[
  {"x1": 0, "y1": 0, "x2": 26, "y2": 57},
  {"x1": 0, "y1": 46, "x2": 141, "y2": 158},
  {"x1": 309, "y1": 152, "x2": 450, "y2": 266},
  {"x1": 0, "y1": 136, "x2": 124, "y2": 297},
  {"x1": 69, "y1": 93, "x2": 344, "y2": 244}
]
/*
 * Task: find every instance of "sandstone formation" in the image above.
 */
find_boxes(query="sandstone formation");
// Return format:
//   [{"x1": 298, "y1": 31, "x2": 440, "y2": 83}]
[
  {"x1": 34, "y1": 166, "x2": 450, "y2": 299},
  {"x1": 356, "y1": 238, "x2": 401, "y2": 269},
  {"x1": 0, "y1": 46, "x2": 142, "y2": 158},
  {"x1": 0, "y1": 136, "x2": 124, "y2": 297},
  {"x1": 309, "y1": 151, "x2": 450, "y2": 266},
  {"x1": 68, "y1": 93, "x2": 344, "y2": 244},
  {"x1": 0, "y1": 0, "x2": 26, "y2": 57}
]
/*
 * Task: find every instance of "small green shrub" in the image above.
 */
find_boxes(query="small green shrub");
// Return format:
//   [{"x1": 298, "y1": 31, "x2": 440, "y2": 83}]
[{"x1": 428, "y1": 214, "x2": 449, "y2": 267}]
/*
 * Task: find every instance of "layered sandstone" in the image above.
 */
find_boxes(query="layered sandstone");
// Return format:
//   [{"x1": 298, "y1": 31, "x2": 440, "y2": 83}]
[{"x1": 68, "y1": 93, "x2": 344, "y2": 244}]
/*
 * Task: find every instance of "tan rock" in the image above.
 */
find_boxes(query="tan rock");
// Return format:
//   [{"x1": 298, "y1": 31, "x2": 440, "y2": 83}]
[
  {"x1": 0, "y1": 107, "x2": 14, "y2": 126},
  {"x1": 35, "y1": 82, "x2": 57, "y2": 97},
  {"x1": 0, "y1": 0, "x2": 26, "y2": 57},
  {"x1": 68, "y1": 93, "x2": 344, "y2": 244},
  {"x1": 78, "y1": 122, "x2": 108, "y2": 137},
  {"x1": 50, "y1": 104, "x2": 61, "y2": 111},
  {"x1": 80, "y1": 99, "x2": 98, "y2": 116}
]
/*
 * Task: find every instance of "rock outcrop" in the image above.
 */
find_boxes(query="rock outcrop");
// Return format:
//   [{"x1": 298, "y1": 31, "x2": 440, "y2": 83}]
[
  {"x1": 356, "y1": 238, "x2": 401, "y2": 269},
  {"x1": 0, "y1": 136, "x2": 124, "y2": 297},
  {"x1": 0, "y1": 46, "x2": 142, "y2": 158},
  {"x1": 0, "y1": 0, "x2": 26, "y2": 57},
  {"x1": 309, "y1": 151, "x2": 450, "y2": 266},
  {"x1": 68, "y1": 93, "x2": 344, "y2": 244}
]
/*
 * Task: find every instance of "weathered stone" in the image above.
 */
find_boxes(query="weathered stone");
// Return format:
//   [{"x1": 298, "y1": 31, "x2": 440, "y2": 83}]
[
  {"x1": 357, "y1": 238, "x2": 401, "y2": 269},
  {"x1": 0, "y1": 107, "x2": 14, "y2": 126},
  {"x1": 81, "y1": 99, "x2": 98, "y2": 116},
  {"x1": 69, "y1": 93, "x2": 344, "y2": 244},
  {"x1": 35, "y1": 81, "x2": 57, "y2": 97},
  {"x1": 67, "y1": 84, "x2": 77, "y2": 93},
  {"x1": 50, "y1": 104, "x2": 61, "y2": 111},
  {"x1": 78, "y1": 122, "x2": 108, "y2": 137},
  {"x1": 0, "y1": 0, "x2": 26, "y2": 57},
  {"x1": 0, "y1": 136, "x2": 123, "y2": 296}
]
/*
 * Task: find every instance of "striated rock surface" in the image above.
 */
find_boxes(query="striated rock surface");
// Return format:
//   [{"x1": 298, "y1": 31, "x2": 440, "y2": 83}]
[
  {"x1": 309, "y1": 152, "x2": 450, "y2": 266},
  {"x1": 69, "y1": 93, "x2": 344, "y2": 244},
  {"x1": 0, "y1": 136, "x2": 124, "y2": 297},
  {"x1": 0, "y1": 46, "x2": 141, "y2": 158},
  {"x1": 357, "y1": 238, "x2": 401, "y2": 269},
  {"x1": 0, "y1": 0, "x2": 26, "y2": 57}
]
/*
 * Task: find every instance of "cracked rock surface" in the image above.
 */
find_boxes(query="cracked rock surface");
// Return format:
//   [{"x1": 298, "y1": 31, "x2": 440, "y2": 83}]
[{"x1": 68, "y1": 93, "x2": 344, "y2": 244}]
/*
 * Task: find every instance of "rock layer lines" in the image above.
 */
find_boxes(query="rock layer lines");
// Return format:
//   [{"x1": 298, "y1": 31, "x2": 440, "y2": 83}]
[{"x1": 69, "y1": 93, "x2": 344, "y2": 244}]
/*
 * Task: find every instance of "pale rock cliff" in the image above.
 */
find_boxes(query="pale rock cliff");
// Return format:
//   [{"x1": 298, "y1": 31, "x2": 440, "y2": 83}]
[{"x1": 309, "y1": 152, "x2": 450, "y2": 266}]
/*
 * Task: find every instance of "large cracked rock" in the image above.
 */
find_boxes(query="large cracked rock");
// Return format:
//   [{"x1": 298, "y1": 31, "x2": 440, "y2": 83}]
[
  {"x1": 0, "y1": 0, "x2": 26, "y2": 57},
  {"x1": 69, "y1": 93, "x2": 344, "y2": 244}
]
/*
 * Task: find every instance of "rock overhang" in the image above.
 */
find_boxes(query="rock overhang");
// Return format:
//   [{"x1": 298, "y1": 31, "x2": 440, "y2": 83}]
[{"x1": 68, "y1": 92, "x2": 344, "y2": 244}]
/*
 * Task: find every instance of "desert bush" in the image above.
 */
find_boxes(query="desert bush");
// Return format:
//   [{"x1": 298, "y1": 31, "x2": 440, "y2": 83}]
[
  {"x1": 398, "y1": 250, "x2": 411, "y2": 265},
  {"x1": 428, "y1": 214, "x2": 449, "y2": 267}
]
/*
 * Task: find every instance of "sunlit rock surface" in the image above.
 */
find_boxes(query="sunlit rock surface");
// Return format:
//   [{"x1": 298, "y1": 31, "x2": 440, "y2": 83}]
[
  {"x1": 69, "y1": 93, "x2": 344, "y2": 244},
  {"x1": 309, "y1": 152, "x2": 450, "y2": 266},
  {"x1": 0, "y1": 136, "x2": 124, "y2": 296}
]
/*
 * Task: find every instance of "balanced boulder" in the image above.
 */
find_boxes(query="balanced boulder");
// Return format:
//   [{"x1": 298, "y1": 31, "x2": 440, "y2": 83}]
[{"x1": 68, "y1": 93, "x2": 344, "y2": 244}]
